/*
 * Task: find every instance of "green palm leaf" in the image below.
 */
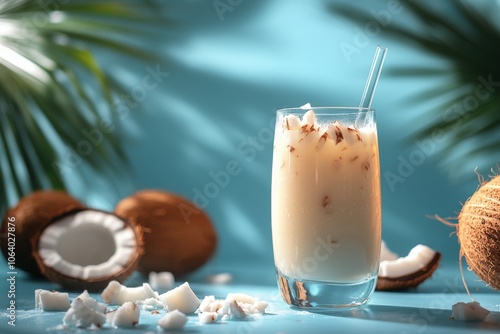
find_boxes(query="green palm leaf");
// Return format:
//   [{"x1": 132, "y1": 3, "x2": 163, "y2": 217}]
[
  {"x1": 330, "y1": 0, "x2": 500, "y2": 175},
  {"x1": 0, "y1": 0, "x2": 167, "y2": 213}
]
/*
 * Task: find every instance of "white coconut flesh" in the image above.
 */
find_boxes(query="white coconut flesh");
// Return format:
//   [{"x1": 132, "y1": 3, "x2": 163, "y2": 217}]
[
  {"x1": 379, "y1": 244, "x2": 437, "y2": 278},
  {"x1": 38, "y1": 210, "x2": 137, "y2": 280},
  {"x1": 380, "y1": 240, "x2": 399, "y2": 262}
]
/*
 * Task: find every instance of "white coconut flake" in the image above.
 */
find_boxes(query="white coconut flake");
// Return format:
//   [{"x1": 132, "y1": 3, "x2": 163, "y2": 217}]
[
  {"x1": 76, "y1": 290, "x2": 107, "y2": 314},
  {"x1": 199, "y1": 292, "x2": 270, "y2": 321},
  {"x1": 35, "y1": 289, "x2": 71, "y2": 311},
  {"x1": 63, "y1": 291, "x2": 107, "y2": 328},
  {"x1": 251, "y1": 300, "x2": 269, "y2": 314},
  {"x1": 300, "y1": 103, "x2": 312, "y2": 110},
  {"x1": 226, "y1": 293, "x2": 256, "y2": 305},
  {"x1": 198, "y1": 311, "x2": 218, "y2": 324},
  {"x1": 380, "y1": 240, "x2": 399, "y2": 261},
  {"x1": 227, "y1": 299, "x2": 246, "y2": 319},
  {"x1": 216, "y1": 299, "x2": 246, "y2": 320},
  {"x1": 101, "y1": 280, "x2": 156, "y2": 305},
  {"x1": 198, "y1": 295, "x2": 216, "y2": 313},
  {"x1": 140, "y1": 297, "x2": 164, "y2": 311},
  {"x1": 149, "y1": 271, "x2": 175, "y2": 290},
  {"x1": 343, "y1": 127, "x2": 360, "y2": 146},
  {"x1": 379, "y1": 244, "x2": 436, "y2": 278},
  {"x1": 157, "y1": 310, "x2": 188, "y2": 330},
  {"x1": 101, "y1": 280, "x2": 122, "y2": 304},
  {"x1": 159, "y1": 282, "x2": 200, "y2": 314},
  {"x1": 106, "y1": 309, "x2": 116, "y2": 324},
  {"x1": 451, "y1": 302, "x2": 490, "y2": 321},
  {"x1": 110, "y1": 302, "x2": 140, "y2": 328},
  {"x1": 225, "y1": 293, "x2": 268, "y2": 316},
  {"x1": 301, "y1": 110, "x2": 318, "y2": 129},
  {"x1": 217, "y1": 300, "x2": 230, "y2": 317},
  {"x1": 198, "y1": 295, "x2": 225, "y2": 313},
  {"x1": 283, "y1": 115, "x2": 301, "y2": 131}
]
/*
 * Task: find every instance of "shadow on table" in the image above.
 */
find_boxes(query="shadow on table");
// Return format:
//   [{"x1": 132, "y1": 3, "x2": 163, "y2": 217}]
[{"x1": 307, "y1": 304, "x2": 500, "y2": 332}]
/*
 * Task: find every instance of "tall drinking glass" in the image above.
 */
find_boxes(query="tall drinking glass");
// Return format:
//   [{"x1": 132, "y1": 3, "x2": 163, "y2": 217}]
[{"x1": 271, "y1": 106, "x2": 382, "y2": 309}]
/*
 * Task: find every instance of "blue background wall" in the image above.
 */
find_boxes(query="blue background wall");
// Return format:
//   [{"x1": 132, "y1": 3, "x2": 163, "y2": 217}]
[{"x1": 61, "y1": 0, "x2": 488, "y2": 274}]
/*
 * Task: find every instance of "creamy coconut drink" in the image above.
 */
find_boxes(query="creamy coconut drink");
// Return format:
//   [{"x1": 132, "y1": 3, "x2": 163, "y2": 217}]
[{"x1": 271, "y1": 105, "x2": 382, "y2": 308}]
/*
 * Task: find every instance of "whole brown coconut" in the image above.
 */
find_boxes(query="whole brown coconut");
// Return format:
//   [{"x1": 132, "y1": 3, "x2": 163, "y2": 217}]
[
  {"x1": 115, "y1": 190, "x2": 217, "y2": 276},
  {"x1": 0, "y1": 191, "x2": 85, "y2": 276},
  {"x1": 457, "y1": 174, "x2": 500, "y2": 290}
]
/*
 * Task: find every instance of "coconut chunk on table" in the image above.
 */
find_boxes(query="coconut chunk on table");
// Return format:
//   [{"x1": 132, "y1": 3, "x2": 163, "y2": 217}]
[
  {"x1": 451, "y1": 301, "x2": 490, "y2": 321},
  {"x1": 109, "y1": 301, "x2": 140, "y2": 328},
  {"x1": 101, "y1": 280, "x2": 156, "y2": 305},
  {"x1": 157, "y1": 310, "x2": 188, "y2": 330},
  {"x1": 35, "y1": 289, "x2": 71, "y2": 311},
  {"x1": 159, "y1": 282, "x2": 200, "y2": 313},
  {"x1": 63, "y1": 291, "x2": 106, "y2": 328},
  {"x1": 198, "y1": 311, "x2": 218, "y2": 324}
]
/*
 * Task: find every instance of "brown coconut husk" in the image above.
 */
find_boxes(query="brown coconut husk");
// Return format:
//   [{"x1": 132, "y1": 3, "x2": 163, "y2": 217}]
[
  {"x1": 457, "y1": 174, "x2": 500, "y2": 290},
  {"x1": 0, "y1": 191, "x2": 85, "y2": 276},
  {"x1": 115, "y1": 190, "x2": 217, "y2": 277},
  {"x1": 31, "y1": 209, "x2": 144, "y2": 292}
]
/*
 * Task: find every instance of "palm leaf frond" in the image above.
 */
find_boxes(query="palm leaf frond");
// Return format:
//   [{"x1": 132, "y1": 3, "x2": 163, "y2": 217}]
[{"x1": 0, "y1": 0, "x2": 169, "y2": 213}]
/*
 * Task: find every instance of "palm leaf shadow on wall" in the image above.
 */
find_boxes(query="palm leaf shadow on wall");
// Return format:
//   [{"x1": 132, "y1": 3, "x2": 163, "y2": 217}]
[{"x1": 330, "y1": 0, "x2": 500, "y2": 177}]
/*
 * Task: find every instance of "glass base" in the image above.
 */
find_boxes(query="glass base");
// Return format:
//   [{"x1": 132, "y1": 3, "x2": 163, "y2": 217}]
[{"x1": 276, "y1": 269, "x2": 377, "y2": 309}]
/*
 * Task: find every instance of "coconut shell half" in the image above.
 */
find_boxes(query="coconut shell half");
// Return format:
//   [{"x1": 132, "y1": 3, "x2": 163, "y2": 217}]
[
  {"x1": 0, "y1": 191, "x2": 85, "y2": 276},
  {"x1": 32, "y1": 209, "x2": 144, "y2": 291},
  {"x1": 115, "y1": 190, "x2": 217, "y2": 276},
  {"x1": 376, "y1": 252, "x2": 441, "y2": 291}
]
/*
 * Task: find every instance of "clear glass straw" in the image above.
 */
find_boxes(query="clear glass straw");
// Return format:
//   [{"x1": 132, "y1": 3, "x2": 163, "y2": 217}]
[{"x1": 359, "y1": 45, "x2": 388, "y2": 110}]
